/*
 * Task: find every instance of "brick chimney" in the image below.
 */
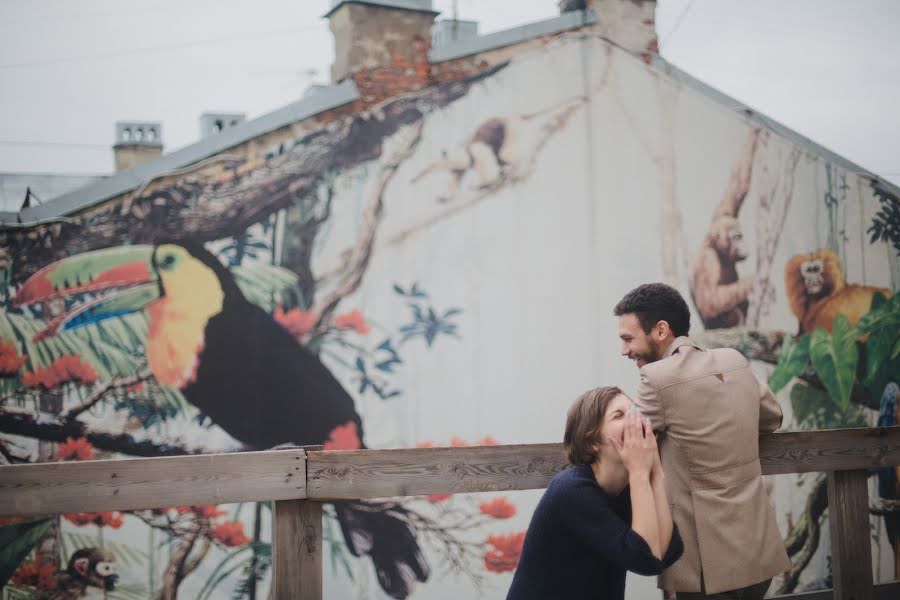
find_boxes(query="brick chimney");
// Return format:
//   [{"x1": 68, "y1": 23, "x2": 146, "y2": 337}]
[
  {"x1": 325, "y1": 0, "x2": 438, "y2": 105},
  {"x1": 113, "y1": 121, "x2": 163, "y2": 172},
  {"x1": 560, "y1": 0, "x2": 657, "y2": 59}
]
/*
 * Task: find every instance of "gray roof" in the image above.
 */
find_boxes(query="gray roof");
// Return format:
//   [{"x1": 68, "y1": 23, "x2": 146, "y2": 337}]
[
  {"x1": 0, "y1": 172, "x2": 107, "y2": 213},
  {"x1": 4, "y1": 8, "x2": 897, "y2": 226},
  {"x1": 429, "y1": 9, "x2": 596, "y2": 63},
  {"x1": 8, "y1": 79, "x2": 359, "y2": 226}
]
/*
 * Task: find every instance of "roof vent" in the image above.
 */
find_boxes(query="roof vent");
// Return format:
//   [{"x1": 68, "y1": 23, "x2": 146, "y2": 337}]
[{"x1": 199, "y1": 112, "x2": 247, "y2": 138}]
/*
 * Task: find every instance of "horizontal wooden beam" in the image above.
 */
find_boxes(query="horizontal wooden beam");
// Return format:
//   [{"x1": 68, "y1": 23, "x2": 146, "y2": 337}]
[
  {"x1": 759, "y1": 427, "x2": 900, "y2": 475},
  {"x1": 306, "y1": 443, "x2": 568, "y2": 500},
  {"x1": 0, "y1": 449, "x2": 306, "y2": 516},
  {"x1": 307, "y1": 427, "x2": 900, "y2": 499},
  {"x1": 1, "y1": 427, "x2": 898, "y2": 513}
]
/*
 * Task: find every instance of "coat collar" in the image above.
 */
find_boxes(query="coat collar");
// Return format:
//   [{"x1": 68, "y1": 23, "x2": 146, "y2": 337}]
[{"x1": 663, "y1": 336, "x2": 700, "y2": 359}]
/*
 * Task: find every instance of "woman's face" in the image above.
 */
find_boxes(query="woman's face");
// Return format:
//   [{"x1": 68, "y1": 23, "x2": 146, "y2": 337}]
[{"x1": 598, "y1": 393, "x2": 634, "y2": 449}]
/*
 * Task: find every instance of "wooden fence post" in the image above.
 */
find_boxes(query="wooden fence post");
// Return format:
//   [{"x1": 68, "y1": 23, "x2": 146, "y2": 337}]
[
  {"x1": 272, "y1": 499, "x2": 322, "y2": 600},
  {"x1": 826, "y1": 469, "x2": 873, "y2": 600}
]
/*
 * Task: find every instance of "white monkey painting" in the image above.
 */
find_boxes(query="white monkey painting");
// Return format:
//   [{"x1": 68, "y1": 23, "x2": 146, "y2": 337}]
[{"x1": 411, "y1": 99, "x2": 585, "y2": 203}]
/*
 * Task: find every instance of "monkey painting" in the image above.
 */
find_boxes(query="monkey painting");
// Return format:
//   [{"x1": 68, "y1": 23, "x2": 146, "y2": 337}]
[
  {"x1": 411, "y1": 100, "x2": 583, "y2": 203},
  {"x1": 691, "y1": 215, "x2": 754, "y2": 329},
  {"x1": 784, "y1": 248, "x2": 892, "y2": 334},
  {"x1": 690, "y1": 129, "x2": 759, "y2": 329},
  {"x1": 47, "y1": 548, "x2": 118, "y2": 599}
]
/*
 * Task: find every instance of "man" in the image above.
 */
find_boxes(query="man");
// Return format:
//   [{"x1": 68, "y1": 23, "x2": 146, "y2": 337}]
[{"x1": 613, "y1": 283, "x2": 789, "y2": 600}]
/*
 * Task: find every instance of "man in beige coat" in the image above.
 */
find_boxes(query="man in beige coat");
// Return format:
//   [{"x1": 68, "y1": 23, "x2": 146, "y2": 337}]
[{"x1": 613, "y1": 283, "x2": 790, "y2": 599}]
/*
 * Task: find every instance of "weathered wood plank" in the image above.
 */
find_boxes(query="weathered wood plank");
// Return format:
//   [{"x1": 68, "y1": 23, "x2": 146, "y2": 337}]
[
  {"x1": 760, "y1": 427, "x2": 900, "y2": 475},
  {"x1": 826, "y1": 470, "x2": 873, "y2": 600},
  {"x1": 306, "y1": 443, "x2": 568, "y2": 500},
  {"x1": 770, "y1": 582, "x2": 900, "y2": 600},
  {"x1": 273, "y1": 499, "x2": 303, "y2": 600},
  {"x1": 0, "y1": 449, "x2": 307, "y2": 516},
  {"x1": 304, "y1": 428, "x2": 900, "y2": 499},
  {"x1": 1, "y1": 428, "x2": 898, "y2": 512},
  {"x1": 273, "y1": 500, "x2": 322, "y2": 600}
]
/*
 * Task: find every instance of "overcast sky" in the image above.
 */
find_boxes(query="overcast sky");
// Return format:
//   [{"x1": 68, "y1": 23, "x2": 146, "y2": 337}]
[{"x1": 0, "y1": 0, "x2": 897, "y2": 191}]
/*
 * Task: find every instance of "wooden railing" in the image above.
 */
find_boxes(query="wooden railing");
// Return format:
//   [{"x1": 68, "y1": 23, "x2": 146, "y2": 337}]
[{"x1": 2, "y1": 427, "x2": 900, "y2": 599}]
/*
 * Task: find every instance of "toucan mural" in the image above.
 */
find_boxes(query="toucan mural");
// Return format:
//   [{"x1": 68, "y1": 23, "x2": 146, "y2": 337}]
[{"x1": 11, "y1": 242, "x2": 433, "y2": 598}]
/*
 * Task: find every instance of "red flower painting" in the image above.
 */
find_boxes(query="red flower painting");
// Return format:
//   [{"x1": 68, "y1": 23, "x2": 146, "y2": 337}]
[
  {"x1": 334, "y1": 309, "x2": 370, "y2": 334},
  {"x1": 323, "y1": 421, "x2": 361, "y2": 451},
  {"x1": 425, "y1": 493, "x2": 452, "y2": 504},
  {"x1": 484, "y1": 532, "x2": 525, "y2": 573},
  {"x1": 64, "y1": 511, "x2": 124, "y2": 529},
  {"x1": 212, "y1": 521, "x2": 250, "y2": 547},
  {"x1": 56, "y1": 437, "x2": 96, "y2": 461},
  {"x1": 0, "y1": 339, "x2": 26, "y2": 376},
  {"x1": 480, "y1": 497, "x2": 517, "y2": 519},
  {"x1": 11, "y1": 555, "x2": 57, "y2": 590},
  {"x1": 22, "y1": 355, "x2": 97, "y2": 390},
  {"x1": 274, "y1": 306, "x2": 316, "y2": 339}
]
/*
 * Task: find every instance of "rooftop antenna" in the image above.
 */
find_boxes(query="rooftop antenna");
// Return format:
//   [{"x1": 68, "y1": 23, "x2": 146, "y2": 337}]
[{"x1": 452, "y1": 0, "x2": 458, "y2": 40}]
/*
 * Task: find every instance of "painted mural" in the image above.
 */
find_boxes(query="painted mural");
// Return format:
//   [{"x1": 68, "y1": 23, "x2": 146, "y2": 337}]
[{"x1": 1, "y1": 33, "x2": 899, "y2": 599}]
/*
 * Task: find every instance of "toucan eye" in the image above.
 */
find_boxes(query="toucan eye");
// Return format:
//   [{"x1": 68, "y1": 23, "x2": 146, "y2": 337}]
[{"x1": 161, "y1": 254, "x2": 176, "y2": 268}]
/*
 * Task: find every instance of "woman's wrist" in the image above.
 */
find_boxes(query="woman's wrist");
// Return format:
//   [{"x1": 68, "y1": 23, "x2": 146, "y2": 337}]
[{"x1": 628, "y1": 467, "x2": 652, "y2": 482}]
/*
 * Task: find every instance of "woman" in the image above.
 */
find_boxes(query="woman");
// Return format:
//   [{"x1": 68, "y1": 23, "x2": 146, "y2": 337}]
[{"x1": 507, "y1": 386, "x2": 683, "y2": 599}]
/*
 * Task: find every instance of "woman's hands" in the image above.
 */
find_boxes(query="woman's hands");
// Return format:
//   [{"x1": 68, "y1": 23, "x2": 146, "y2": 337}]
[
  {"x1": 611, "y1": 410, "x2": 665, "y2": 559},
  {"x1": 608, "y1": 410, "x2": 657, "y2": 478}
]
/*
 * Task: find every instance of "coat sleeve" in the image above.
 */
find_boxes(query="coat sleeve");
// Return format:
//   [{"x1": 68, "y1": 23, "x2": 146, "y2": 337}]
[
  {"x1": 634, "y1": 370, "x2": 666, "y2": 432},
  {"x1": 757, "y1": 374, "x2": 783, "y2": 433},
  {"x1": 556, "y1": 480, "x2": 677, "y2": 576}
]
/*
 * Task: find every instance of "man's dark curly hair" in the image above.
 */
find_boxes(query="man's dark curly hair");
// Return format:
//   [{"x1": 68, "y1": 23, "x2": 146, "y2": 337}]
[{"x1": 613, "y1": 283, "x2": 691, "y2": 337}]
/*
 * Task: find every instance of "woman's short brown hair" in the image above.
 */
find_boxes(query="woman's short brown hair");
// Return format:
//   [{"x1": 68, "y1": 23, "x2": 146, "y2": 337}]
[{"x1": 563, "y1": 386, "x2": 624, "y2": 465}]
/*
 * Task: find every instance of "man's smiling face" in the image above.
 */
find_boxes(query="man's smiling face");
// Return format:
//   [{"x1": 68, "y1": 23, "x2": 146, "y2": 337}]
[{"x1": 617, "y1": 313, "x2": 663, "y2": 368}]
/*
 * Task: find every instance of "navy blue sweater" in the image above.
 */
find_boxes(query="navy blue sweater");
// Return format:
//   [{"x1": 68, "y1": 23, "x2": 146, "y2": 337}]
[{"x1": 506, "y1": 464, "x2": 684, "y2": 600}]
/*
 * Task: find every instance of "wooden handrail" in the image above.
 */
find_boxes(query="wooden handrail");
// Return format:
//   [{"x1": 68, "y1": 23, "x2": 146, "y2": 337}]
[
  {"x1": 0, "y1": 448, "x2": 307, "y2": 516},
  {"x1": 3, "y1": 427, "x2": 898, "y2": 513},
  {"x1": 2, "y1": 426, "x2": 899, "y2": 600}
]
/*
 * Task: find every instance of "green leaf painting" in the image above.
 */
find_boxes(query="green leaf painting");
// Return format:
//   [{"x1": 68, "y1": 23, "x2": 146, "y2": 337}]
[
  {"x1": 809, "y1": 316, "x2": 858, "y2": 409},
  {"x1": 0, "y1": 519, "x2": 52, "y2": 585},
  {"x1": 769, "y1": 334, "x2": 811, "y2": 393}
]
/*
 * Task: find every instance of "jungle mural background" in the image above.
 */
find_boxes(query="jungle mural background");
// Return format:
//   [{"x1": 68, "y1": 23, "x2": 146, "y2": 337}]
[{"x1": 1, "y1": 33, "x2": 899, "y2": 599}]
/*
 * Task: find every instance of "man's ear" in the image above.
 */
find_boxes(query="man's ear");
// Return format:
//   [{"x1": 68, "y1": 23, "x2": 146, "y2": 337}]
[{"x1": 655, "y1": 320, "x2": 671, "y2": 340}]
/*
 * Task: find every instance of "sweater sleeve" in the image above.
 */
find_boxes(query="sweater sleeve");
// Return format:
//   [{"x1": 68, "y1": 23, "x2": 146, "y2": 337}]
[
  {"x1": 555, "y1": 479, "x2": 675, "y2": 576},
  {"x1": 661, "y1": 523, "x2": 684, "y2": 568}
]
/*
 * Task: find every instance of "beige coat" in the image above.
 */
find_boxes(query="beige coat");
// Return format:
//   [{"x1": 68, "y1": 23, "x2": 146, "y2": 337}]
[{"x1": 634, "y1": 337, "x2": 791, "y2": 594}]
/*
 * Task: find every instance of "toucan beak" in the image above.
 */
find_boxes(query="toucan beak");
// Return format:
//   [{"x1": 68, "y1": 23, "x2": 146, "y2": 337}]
[{"x1": 14, "y1": 245, "x2": 160, "y2": 340}]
